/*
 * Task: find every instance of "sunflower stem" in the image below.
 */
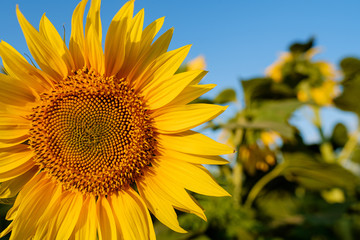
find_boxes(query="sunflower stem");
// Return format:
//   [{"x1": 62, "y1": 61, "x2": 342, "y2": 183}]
[
  {"x1": 232, "y1": 128, "x2": 244, "y2": 206},
  {"x1": 313, "y1": 105, "x2": 335, "y2": 163},
  {"x1": 338, "y1": 126, "x2": 360, "y2": 164},
  {"x1": 244, "y1": 162, "x2": 286, "y2": 208}
]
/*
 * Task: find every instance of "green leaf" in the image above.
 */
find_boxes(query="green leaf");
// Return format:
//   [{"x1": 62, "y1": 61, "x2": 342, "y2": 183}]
[
  {"x1": 252, "y1": 100, "x2": 302, "y2": 139},
  {"x1": 334, "y1": 75, "x2": 360, "y2": 116},
  {"x1": 224, "y1": 100, "x2": 301, "y2": 139},
  {"x1": 350, "y1": 147, "x2": 360, "y2": 164},
  {"x1": 241, "y1": 78, "x2": 297, "y2": 106},
  {"x1": 241, "y1": 77, "x2": 273, "y2": 106},
  {"x1": 225, "y1": 119, "x2": 294, "y2": 139},
  {"x1": 213, "y1": 88, "x2": 236, "y2": 104},
  {"x1": 339, "y1": 57, "x2": 360, "y2": 79},
  {"x1": 282, "y1": 153, "x2": 359, "y2": 191},
  {"x1": 256, "y1": 191, "x2": 300, "y2": 222},
  {"x1": 289, "y1": 37, "x2": 314, "y2": 54},
  {"x1": 191, "y1": 98, "x2": 214, "y2": 104},
  {"x1": 334, "y1": 57, "x2": 360, "y2": 116},
  {"x1": 252, "y1": 100, "x2": 302, "y2": 123},
  {"x1": 330, "y1": 123, "x2": 349, "y2": 149}
]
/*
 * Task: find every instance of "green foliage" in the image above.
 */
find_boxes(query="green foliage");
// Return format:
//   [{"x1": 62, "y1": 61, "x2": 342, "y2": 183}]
[
  {"x1": 156, "y1": 38, "x2": 360, "y2": 240},
  {"x1": 334, "y1": 57, "x2": 360, "y2": 115},
  {"x1": 214, "y1": 89, "x2": 237, "y2": 104},
  {"x1": 282, "y1": 153, "x2": 359, "y2": 191},
  {"x1": 289, "y1": 37, "x2": 314, "y2": 54},
  {"x1": 331, "y1": 123, "x2": 349, "y2": 149},
  {"x1": 334, "y1": 76, "x2": 360, "y2": 115},
  {"x1": 340, "y1": 57, "x2": 360, "y2": 81}
]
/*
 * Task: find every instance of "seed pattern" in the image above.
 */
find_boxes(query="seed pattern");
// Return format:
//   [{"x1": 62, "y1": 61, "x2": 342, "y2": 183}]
[{"x1": 29, "y1": 69, "x2": 156, "y2": 196}]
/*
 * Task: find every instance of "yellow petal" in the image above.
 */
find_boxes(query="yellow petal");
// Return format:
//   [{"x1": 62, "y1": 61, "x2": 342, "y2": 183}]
[
  {"x1": 109, "y1": 188, "x2": 156, "y2": 239},
  {"x1": 16, "y1": 7, "x2": 68, "y2": 79},
  {"x1": 69, "y1": 0, "x2": 88, "y2": 69},
  {"x1": 0, "y1": 166, "x2": 37, "y2": 198},
  {"x1": 120, "y1": 9, "x2": 144, "y2": 75},
  {"x1": 111, "y1": 0, "x2": 134, "y2": 22},
  {"x1": 143, "y1": 70, "x2": 207, "y2": 110},
  {"x1": 0, "y1": 115, "x2": 30, "y2": 139},
  {"x1": 0, "y1": 74, "x2": 36, "y2": 106},
  {"x1": 0, "y1": 114, "x2": 29, "y2": 126},
  {"x1": 39, "y1": 14, "x2": 75, "y2": 71},
  {"x1": 0, "y1": 41, "x2": 54, "y2": 92},
  {"x1": 0, "y1": 102, "x2": 33, "y2": 117},
  {"x1": 0, "y1": 150, "x2": 33, "y2": 174},
  {"x1": 85, "y1": 0, "x2": 102, "y2": 44},
  {"x1": 158, "y1": 130, "x2": 234, "y2": 155},
  {"x1": 160, "y1": 148, "x2": 229, "y2": 165},
  {"x1": 137, "y1": 177, "x2": 187, "y2": 233},
  {"x1": 72, "y1": 195, "x2": 97, "y2": 240},
  {"x1": 104, "y1": 0, "x2": 133, "y2": 76},
  {"x1": 0, "y1": 127, "x2": 29, "y2": 141},
  {"x1": 0, "y1": 156, "x2": 35, "y2": 182},
  {"x1": 0, "y1": 222, "x2": 12, "y2": 238},
  {"x1": 6, "y1": 172, "x2": 47, "y2": 221},
  {"x1": 126, "y1": 27, "x2": 173, "y2": 82},
  {"x1": 153, "y1": 104, "x2": 227, "y2": 133},
  {"x1": 0, "y1": 143, "x2": 30, "y2": 154},
  {"x1": 166, "y1": 84, "x2": 216, "y2": 106},
  {"x1": 11, "y1": 179, "x2": 60, "y2": 240},
  {"x1": 156, "y1": 156, "x2": 230, "y2": 197},
  {"x1": 39, "y1": 192, "x2": 83, "y2": 240},
  {"x1": 85, "y1": 24, "x2": 104, "y2": 74},
  {"x1": 140, "y1": 168, "x2": 206, "y2": 220},
  {"x1": 0, "y1": 135, "x2": 29, "y2": 148},
  {"x1": 133, "y1": 44, "x2": 191, "y2": 91},
  {"x1": 140, "y1": 17, "x2": 164, "y2": 53},
  {"x1": 0, "y1": 129, "x2": 29, "y2": 140},
  {"x1": 84, "y1": 0, "x2": 104, "y2": 74},
  {"x1": 96, "y1": 196, "x2": 117, "y2": 240}
]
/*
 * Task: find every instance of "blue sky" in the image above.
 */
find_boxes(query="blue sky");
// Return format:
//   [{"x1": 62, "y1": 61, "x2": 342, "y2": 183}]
[{"x1": 0, "y1": 0, "x2": 359, "y2": 142}]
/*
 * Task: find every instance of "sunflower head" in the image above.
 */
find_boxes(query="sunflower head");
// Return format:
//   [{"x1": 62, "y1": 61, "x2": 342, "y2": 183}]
[
  {"x1": 0, "y1": 0, "x2": 232, "y2": 239},
  {"x1": 29, "y1": 68, "x2": 157, "y2": 196}
]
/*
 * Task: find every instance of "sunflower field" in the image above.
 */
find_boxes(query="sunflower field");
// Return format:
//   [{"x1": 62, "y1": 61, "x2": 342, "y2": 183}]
[
  {"x1": 0, "y1": 1, "x2": 360, "y2": 239},
  {"x1": 152, "y1": 38, "x2": 360, "y2": 240}
]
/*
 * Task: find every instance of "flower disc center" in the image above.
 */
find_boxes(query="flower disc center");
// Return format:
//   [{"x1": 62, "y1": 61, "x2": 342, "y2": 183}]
[{"x1": 29, "y1": 69, "x2": 156, "y2": 196}]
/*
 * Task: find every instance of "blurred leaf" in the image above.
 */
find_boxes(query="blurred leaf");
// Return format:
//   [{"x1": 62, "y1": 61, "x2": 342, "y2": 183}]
[
  {"x1": 223, "y1": 100, "x2": 301, "y2": 139},
  {"x1": 175, "y1": 64, "x2": 187, "y2": 74},
  {"x1": 340, "y1": 57, "x2": 360, "y2": 80},
  {"x1": 299, "y1": 193, "x2": 350, "y2": 229},
  {"x1": 289, "y1": 37, "x2": 314, "y2": 54},
  {"x1": 252, "y1": 100, "x2": 302, "y2": 123},
  {"x1": 256, "y1": 190, "x2": 302, "y2": 226},
  {"x1": 241, "y1": 78, "x2": 273, "y2": 106},
  {"x1": 334, "y1": 75, "x2": 360, "y2": 116},
  {"x1": 350, "y1": 147, "x2": 360, "y2": 164},
  {"x1": 191, "y1": 98, "x2": 214, "y2": 104},
  {"x1": 282, "y1": 153, "x2": 359, "y2": 191},
  {"x1": 330, "y1": 123, "x2": 349, "y2": 149},
  {"x1": 226, "y1": 119, "x2": 294, "y2": 140},
  {"x1": 270, "y1": 82, "x2": 297, "y2": 99},
  {"x1": 213, "y1": 89, "x2": 236, "y2": 104},
  {"x1": 241, "y1": 78, "x2": 297, "y2": 106},
  {"x1": 252, "y1": 100, "x2": 302, "y2": 139}
]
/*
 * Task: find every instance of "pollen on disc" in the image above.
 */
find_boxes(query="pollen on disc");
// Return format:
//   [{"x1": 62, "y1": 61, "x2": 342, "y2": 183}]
[{"x1": 29, "y1": 69, "x2": 157, "y2": 196}]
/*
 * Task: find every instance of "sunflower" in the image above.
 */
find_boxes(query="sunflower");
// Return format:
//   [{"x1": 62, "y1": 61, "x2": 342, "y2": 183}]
[{"x1": 0, "y1": 0, "x2": 233, "y2": 239}]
